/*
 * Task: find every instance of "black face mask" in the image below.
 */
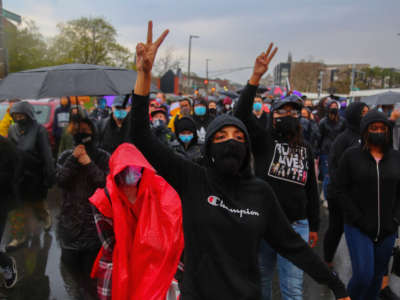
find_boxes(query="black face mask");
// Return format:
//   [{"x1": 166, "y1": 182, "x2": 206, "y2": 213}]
[
  {"x1": 275, "y1": 116, "x2": 299, "y2": 137},
  {"x1": 209, "y1": 108, "x2": 217, "y2": 116},
  {"x1": 209, "y1": 139, "x2": 247, "y2": 176},
  {"x1": 368, "y1": 132, "x2": 387, "y2": 146},
  {"x1": 16, "y1": 119, "x2": 29, "y2": 129},
  {"x1": 73, "y1": 133, "x2": 94, "y2": 147},
  {"x1": 329, "y1": 108, "x2": 338, "y2": 115}
]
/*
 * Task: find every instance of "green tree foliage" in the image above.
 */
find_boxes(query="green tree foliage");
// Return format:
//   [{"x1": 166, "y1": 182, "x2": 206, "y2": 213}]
[
  {"x1": 5, "y1": 20, "x2": 52, "y2": 72},
  {"x1": 49, "y1": 17, "x2": 133, "y2": 67}
]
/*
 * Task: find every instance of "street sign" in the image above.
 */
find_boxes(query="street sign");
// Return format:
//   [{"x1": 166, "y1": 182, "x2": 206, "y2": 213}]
[{"x1": 2, "y1": 9, "x2": 21, "y2": 24}]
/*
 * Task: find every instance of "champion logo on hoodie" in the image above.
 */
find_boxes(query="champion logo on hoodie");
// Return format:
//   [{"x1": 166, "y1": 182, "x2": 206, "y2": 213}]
[{"x1": 207, "y1": 196, "x2": 260, "y2": 218}]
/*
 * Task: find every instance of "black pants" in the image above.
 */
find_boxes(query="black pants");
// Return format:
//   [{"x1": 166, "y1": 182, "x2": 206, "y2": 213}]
[
  {"x1": 0, "y1": 206, "x2": 12, "y2": 268},
  {"x1": 323, "y1": 197, "x2": 344, "y2": 263},
  {"x1": 61, "y1": 248, "x2": 98, "y2": 299}
]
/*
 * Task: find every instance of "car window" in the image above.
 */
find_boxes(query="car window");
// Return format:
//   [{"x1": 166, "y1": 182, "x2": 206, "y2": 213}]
[
  {"x1": 0, "y1": 104, "x2": 8, "y2": 120},
  {"x1": 32, "y1": 105, "x2": 51, "y2": 125}
]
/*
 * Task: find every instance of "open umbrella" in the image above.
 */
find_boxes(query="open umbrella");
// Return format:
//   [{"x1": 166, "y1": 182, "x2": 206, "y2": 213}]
[
  {"x1": 0, "y1": 64, "x2": 159, "y2": 100},
  {"x1": 218, "y1": 90, "x2": 239, "y2": 99},
  {"x1": 362, "y1": 91, "x2": 400, "y2": 106}
]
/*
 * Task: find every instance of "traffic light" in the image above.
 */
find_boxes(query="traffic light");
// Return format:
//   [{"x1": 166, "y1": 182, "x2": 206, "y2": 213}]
[
  {"x1": 211, "y1": 87, "x2": 216, "y2": 93},
  {"x1": 204, "y1": 79, "x2": 209, "y2": 85}
]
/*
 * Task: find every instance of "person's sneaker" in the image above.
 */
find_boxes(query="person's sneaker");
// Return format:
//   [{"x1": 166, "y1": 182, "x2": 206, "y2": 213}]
[
  {"x1": 380, "y1": 286, "x2": 400, "y2": 300},
  {"x1": 43, "y1": 212, "x2": 52, "y2": 232},
  {"x1": 3, "y1": 256, "x2": 18, "y2": 289},
  {"x1": 6, "y1": 236, "x2": 27, "y2": 252}
]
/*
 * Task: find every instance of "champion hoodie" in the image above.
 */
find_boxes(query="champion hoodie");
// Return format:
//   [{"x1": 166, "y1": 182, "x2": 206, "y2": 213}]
[
  {"x1": 130, "y1": 93, "x2": 347, "y2": 299},
  {"x1": 234, "y1": 83, "x2": 320, "y2": 232}
]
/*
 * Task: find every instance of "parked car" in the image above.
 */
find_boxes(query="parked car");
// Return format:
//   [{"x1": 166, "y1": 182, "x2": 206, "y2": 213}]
[{"x1": 0, "y1": 98, "x2": 61, "y2": 153}]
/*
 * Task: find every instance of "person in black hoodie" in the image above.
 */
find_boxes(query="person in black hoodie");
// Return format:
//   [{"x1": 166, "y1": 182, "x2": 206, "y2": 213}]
[
  {"x1": 337, "y1": 110, "x2": 400, "y2": 300},
  {"x1": 253, "y1": 95, "x2": 269, "y2": 129},
  {"x1": 8, "y1": 101, "x2": 55, "y2": 250},
  {"x1": 175, "y1": 116, "x2": 203, "y2": 163},
  {"x1": 323, "y1": 102, "x2": 369, "y2": 268},
  {"x1": 193, "y1": 98, "x2": 214, "y2": 144},
  {"x1": 129, "y1": 22, "x2": 349, "y2": 300},
  {"x1": 56, "y1": 110, "x2": 109, "y2": 298},
  {"x1": 98, "y1": 95, "x2": 132, "y2": 154},
  {"x1": 0, "y1": 136, "x2": 19, "y2": 288},
  {"x1": 234, "y1": 49, "x2": 322, "y2": 300},
  {"x1": 318, "y1": 100, "x2": 346, "y2": 201}
]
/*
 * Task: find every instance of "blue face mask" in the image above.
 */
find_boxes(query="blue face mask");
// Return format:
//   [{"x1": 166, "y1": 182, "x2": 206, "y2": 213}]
[
  {"x1": 253, "y1": 102, "x2": 263, "y2": 112},
  {"x1": 114, "y1": 109, "x2": 128, "y2": 120},
  {"x1": 122, "y1": 166, "x2": 142, "y2": 186},
  {"x1": 194, "y1": 106, "x2": 206, "y2": 116},
  {"x1": 179, "y1": 133, "x2": 194, "y2": 144}
]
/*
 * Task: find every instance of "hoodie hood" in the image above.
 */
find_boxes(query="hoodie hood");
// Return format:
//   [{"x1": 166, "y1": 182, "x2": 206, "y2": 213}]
[
  {"x1": 326, "y1": 100, "x2": 338, "y2": 110},
  {"x1": 345, "y1": 102, "x2": 367, "y2": 132},
  {"x1": 175, "y1": 116, "x2": 199, "y2": 146},
  {"x1": 204, "y1": 114, "x2": 253, "y2": 177},
  {"x1": 360, "y1": 110, "x2": 393, "y2": 147},
  {"x1": 10, "y1": 101, "x2": 35, "y2": 120}
]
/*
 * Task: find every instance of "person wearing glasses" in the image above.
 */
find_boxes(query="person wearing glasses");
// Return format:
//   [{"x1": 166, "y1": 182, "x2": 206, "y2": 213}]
[
  {"x1": 336, "y1": 110, "x2": 400, "y2": 300},
  {"x1": 234, "y1": 50, "x2": 321, "y2": 300}
]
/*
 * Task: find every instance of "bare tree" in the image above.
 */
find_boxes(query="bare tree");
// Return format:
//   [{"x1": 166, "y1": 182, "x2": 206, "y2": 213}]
[
  {"x1": 290, "y1": 59, "x2": 324, "y2": 92},
  {"x1": 153, "y1": 46, "x2": 183, "y2": 77}
]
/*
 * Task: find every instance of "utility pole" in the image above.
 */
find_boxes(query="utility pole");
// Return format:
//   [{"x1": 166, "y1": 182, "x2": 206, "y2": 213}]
[
  {"x1": 206, "y1": 58, "x2": 211, "y2": 81},
  {"x1": 350, "y1": 64, "x2": 355, "y2": 100},
  {"x1": 187, "y1": 34, "x2": 199, "y2": 93},
  {"x1": 317, "y1": 70, "x2": 323, "y2": 98}
]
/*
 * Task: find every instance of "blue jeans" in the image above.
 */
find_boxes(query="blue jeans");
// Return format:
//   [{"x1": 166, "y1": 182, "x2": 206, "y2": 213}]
[
  {"x1": 319, "y1": 154, "x2": 329, "y2": 200},
  {"x1": 344, "y1": 225, "x2": 396, "y2": 300},
  {"x1": 259, "y1": 219, "x2": 309, "y2": 300}
]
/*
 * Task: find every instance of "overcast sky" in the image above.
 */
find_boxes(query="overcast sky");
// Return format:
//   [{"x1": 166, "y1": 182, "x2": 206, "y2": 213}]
[{"x1": 5, "y1": 0, "x2": 400, "y2": 83}]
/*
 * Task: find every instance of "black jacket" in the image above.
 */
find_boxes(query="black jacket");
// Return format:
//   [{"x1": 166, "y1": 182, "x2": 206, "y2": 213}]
[
  {"x1": 99, "y1": 114, "x2": 132, "y2": 154},
  {"x1": 254, "y1": 111, "x2": 269, "y2": 129},
  {"x1": 8, "y1": 102, "x2": 55, "y2": 201},
  {"x1": 175, "y1": 116, "x2": 203, "y2": 163},
  {"x1": 234, "y1": 83, "x2": 320, "y2": 232},
  {"x1": 327, "y1": 102, "x2": 367, "y2": 199},
  {"x1": 337, "y1": 110, "x2": 400, "y2": 242},
  {"x1": 130, "y1": 92, "x2": 347, "y2": 300},
  {"x1": 300, "y1": 117, "x2": 320, "y2": 156},
  {"x1": 192, "y1": 114, "x2": 214, "y2": 145},
  {"x1": 318, "y1": 110, "x2": 346, "y2": 155},
  {"x1": 0, "y1": 136, "x2": 20, "y2": 210},
  {"x1": 56, "y1": 147, "x2": 109, "y2": 251}
]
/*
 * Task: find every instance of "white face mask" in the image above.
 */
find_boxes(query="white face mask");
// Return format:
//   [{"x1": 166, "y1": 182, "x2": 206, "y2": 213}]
[{"x1": 121, "y1": 166, "x2": 142, "y2": 186}]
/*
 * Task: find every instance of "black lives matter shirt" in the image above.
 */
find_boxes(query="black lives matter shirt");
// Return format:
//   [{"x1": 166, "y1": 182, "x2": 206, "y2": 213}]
[
  {"x1": 131, "y1": 93, "x2": 347, "y2": 300},
  {"x1": 235, "y1": 83, "x2": 320, "y2": 232}
]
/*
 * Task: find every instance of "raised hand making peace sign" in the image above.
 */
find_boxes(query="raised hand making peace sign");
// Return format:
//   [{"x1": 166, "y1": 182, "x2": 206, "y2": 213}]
[
  {"x1": 135, "y1": 21, "x2": 169, "y2": 95},
  {"x1": 249, "y1": 43, "x2": 278, "y2": 86},
  {"x1": 136, "y1": 21, "x2": 169, "y2": 74}
]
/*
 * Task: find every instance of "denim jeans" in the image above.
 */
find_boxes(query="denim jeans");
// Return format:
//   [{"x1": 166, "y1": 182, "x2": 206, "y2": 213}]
[
  {"x1": 259, "y1": 219, "x2": 309, "y2": 300},
  {"x1": 344, "y1": 225, "x2": 396, "y2": 300},
  {"x1": 319, "y1": 154, "x2": 329, "y2": 200}
]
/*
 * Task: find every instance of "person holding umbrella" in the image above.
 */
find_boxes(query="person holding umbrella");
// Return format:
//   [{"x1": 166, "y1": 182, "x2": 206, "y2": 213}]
[{"x1": 129, "y1": 21, "x2": 350, "y2": 300}]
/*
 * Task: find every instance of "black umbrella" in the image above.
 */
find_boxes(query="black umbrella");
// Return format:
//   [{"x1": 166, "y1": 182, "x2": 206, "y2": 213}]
[
  {"x1": 0, "y1": 64, "x2": 159, "y2": 100},
  {"x1": 362, "y1": 91, "x2": 400, "y2": 105},
  {"x1": 218, "y1": 90, "x2": 239, "y2": 99}
]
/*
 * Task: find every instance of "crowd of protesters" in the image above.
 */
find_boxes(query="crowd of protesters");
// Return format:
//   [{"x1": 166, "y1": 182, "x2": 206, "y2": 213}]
[{"x1": 0, "y1": 21, "x2": 399, "y2": 300}]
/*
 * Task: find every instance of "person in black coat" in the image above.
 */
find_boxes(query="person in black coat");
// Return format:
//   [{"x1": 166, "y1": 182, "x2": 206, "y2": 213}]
[
  {"x1": 253, "y1": 95, "x2": 269, "y2": 129},
  {"x1": 0, "y1": 136, "x2": 19, "y2": 288},
  {"x1": 129, "y1": 23, "x2": 349, "y2": 300},
  {"x1": 7, "y1": 101, "x2": 55, "y2": 250},
  {"x1": 56, "y1": 111, "x2": 109, "y2": 298},
  {"x1": 318, "y1": 100, "x2": 346, "y2": 200},
  {"x1": 323, "y1": 102, "x2": 368, "y2": 267},
  {"x1": 337, "y1": 110, "x2": 400, "y2": 300},
  {"x1": 193, "y1": 98, "x2": 214, "y2": 144},
  {"x1": 98, "y1": 95, "x2": 132, "y2": 155},
  {"x1": 175, "y1": 116, "x2": 203, "y2": 163}
]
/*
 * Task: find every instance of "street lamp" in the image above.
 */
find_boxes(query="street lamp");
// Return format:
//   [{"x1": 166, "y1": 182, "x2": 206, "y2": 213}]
[{"x1": 187, "y1": 34, "x2": 199, "y2": 92}]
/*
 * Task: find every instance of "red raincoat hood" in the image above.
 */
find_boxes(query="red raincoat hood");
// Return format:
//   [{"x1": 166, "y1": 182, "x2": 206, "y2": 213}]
[{"x1": 90, "y1": 143, "x2": 183, "y2": 300}]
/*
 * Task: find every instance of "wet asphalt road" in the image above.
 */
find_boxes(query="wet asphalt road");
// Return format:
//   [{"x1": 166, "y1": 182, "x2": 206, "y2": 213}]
[{"x1": 0, "y1": 188, "x2": 398, "y2": 299}]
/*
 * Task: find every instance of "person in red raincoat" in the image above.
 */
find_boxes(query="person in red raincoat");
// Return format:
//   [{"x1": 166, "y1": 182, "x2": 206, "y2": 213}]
[{"x1": 89, "y1": 143, "x2": 184, "y2": 300}]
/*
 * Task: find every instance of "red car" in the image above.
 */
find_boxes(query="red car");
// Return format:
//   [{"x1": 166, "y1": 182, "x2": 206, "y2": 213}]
[{"x1": 0, "y1": 98, "x2": 61, "y2": 152}]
